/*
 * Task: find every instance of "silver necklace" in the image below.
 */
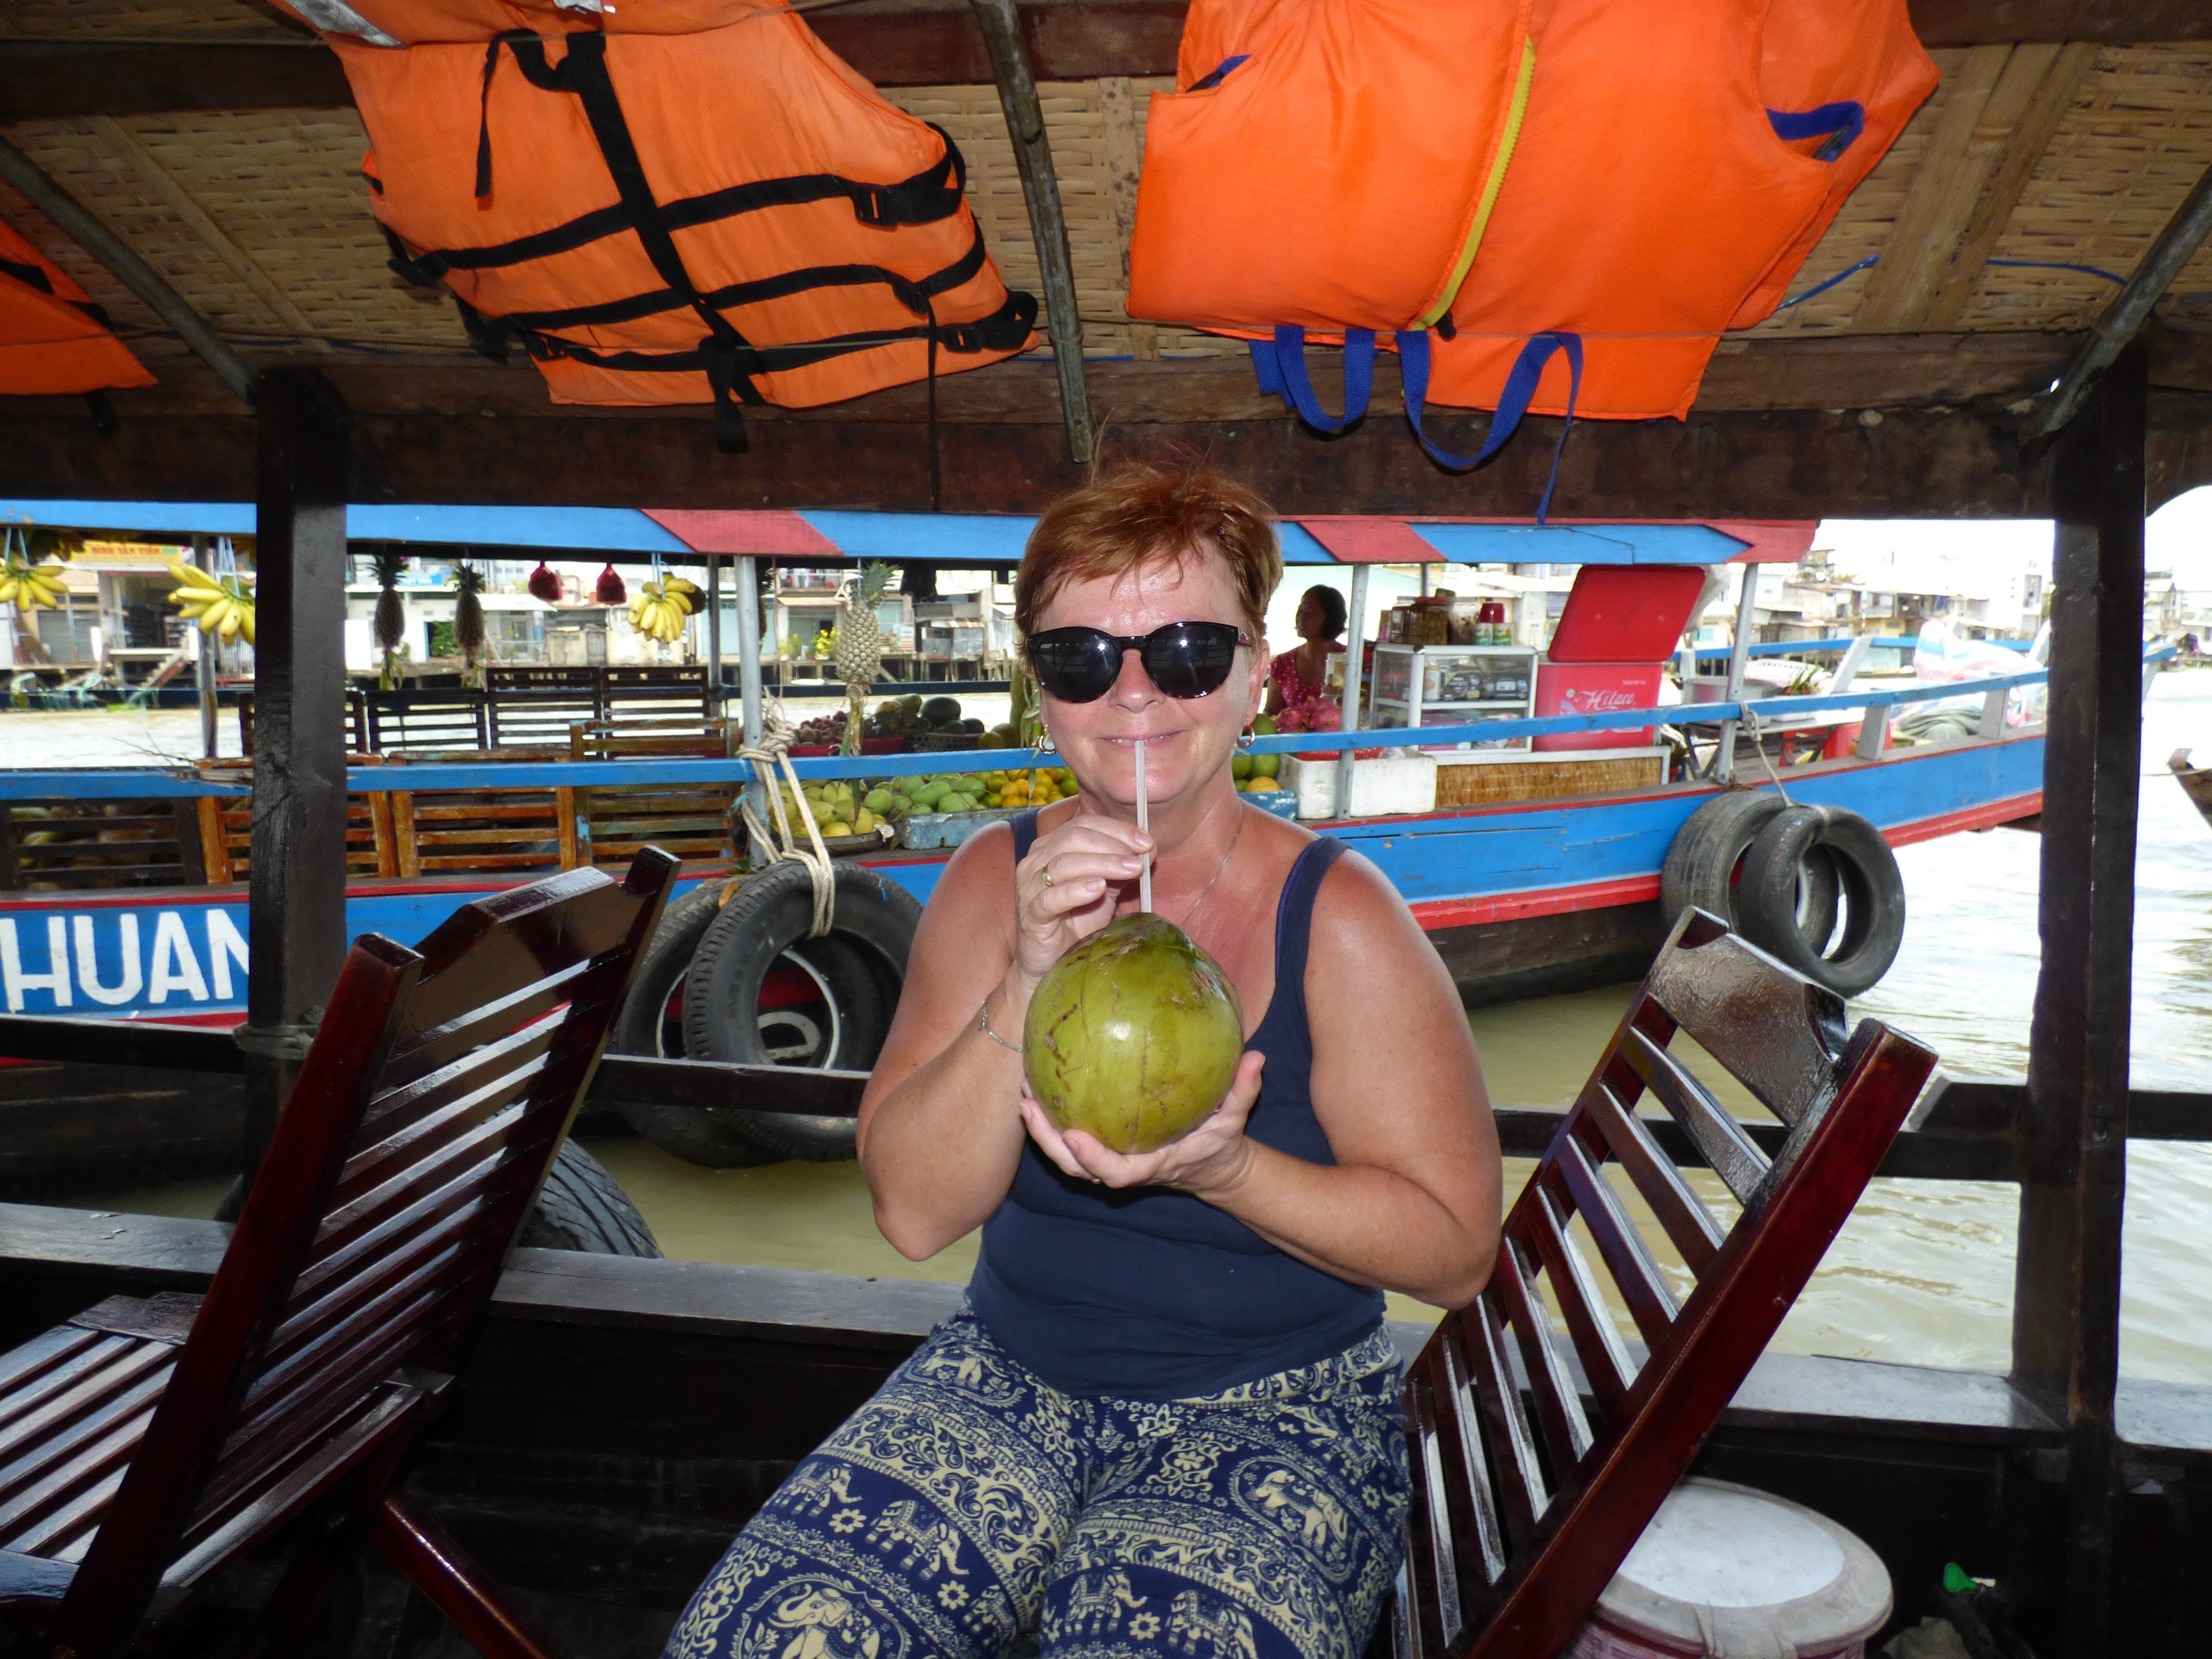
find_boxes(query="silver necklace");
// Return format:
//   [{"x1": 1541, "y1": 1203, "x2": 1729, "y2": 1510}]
[{"x1": 1174, "y1": 802, "x2": 1246, "y2": 928}]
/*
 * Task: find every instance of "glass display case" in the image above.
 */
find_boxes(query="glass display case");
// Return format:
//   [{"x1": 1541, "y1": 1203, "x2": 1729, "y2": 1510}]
[{"x1": 1370, "y1": 643, "x2": 1537, "y2": 751}]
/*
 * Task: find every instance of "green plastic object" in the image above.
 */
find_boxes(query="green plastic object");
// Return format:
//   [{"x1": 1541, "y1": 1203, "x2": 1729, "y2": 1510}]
[{"x1": 1942, "y1": 1563, "x2": 1978, "y2": 1596}]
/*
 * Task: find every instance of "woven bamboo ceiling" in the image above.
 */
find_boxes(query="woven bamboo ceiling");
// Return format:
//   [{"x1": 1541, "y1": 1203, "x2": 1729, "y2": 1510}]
[{"x1": 2, "y1": 0, "x2": 2211, "y2": 518}]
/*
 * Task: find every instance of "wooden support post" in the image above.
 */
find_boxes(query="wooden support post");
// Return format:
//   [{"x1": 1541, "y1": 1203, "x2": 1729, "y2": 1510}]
[
  {"x1": 968, "y1": 0, "x2": 1094, "y2": 464},
  {"x1": 240, "y1": 368, "x2": 352, "y2": 1173},
  {"x1": 2011, "y1": 337, "x2": 2147, "y2": 1657},
  {"x1": 1712, "y1": 567, "x2": 1761, "y2": 782},
  {"x1": 1333, "y1": 564, "x2": 1372, "y2": 819},
  {"x1": 706, "y1": 553, "x2": 723, "y2": 717},
  {"x1": 192, "y1": 534, "x2": 218, "y2": 760}
]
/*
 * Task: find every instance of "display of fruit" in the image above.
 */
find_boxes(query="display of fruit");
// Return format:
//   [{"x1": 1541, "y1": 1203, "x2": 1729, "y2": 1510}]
[
  {"x1": 164, "y1": 559, "x2": 257, "y2": 644},
  {"x1": 628, "y1": 574, "x2": 697, "y2": 644},
  {"x1": 1, "y1": 556, "x2": 71, "y2": 614},
  {"x1": 770, "y1": 778, "x2": 880, "y2": 841},
  {"x1": 861, "y1": 768, "x2": 1077, "y2": 818},
  {"x1": 1022, "y1": 913, "x2": 1245, "y2": 1154},
  {"x1": 527, "y1": 562, "x2": 563, "y2": 602},
  {"x1": 594, "y1": 562, "x2": 627, "y2": 605}
]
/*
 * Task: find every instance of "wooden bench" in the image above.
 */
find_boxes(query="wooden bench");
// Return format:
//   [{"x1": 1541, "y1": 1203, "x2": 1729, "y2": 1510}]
[
  {"x1": 567, "y1": 720, "x2": 735, "y2": 869},
  {"x1": 0, "y1": 849, "x2": 676, "y2": 1659},
  {"x1": 1390, "y1": 909, "x2": 1936, "y2": 1658}
]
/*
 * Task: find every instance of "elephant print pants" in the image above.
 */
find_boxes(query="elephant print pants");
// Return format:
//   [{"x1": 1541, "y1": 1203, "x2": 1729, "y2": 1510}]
[{"x1": 663, "y1": 1308, "x2": 1410, "y2": 1659}]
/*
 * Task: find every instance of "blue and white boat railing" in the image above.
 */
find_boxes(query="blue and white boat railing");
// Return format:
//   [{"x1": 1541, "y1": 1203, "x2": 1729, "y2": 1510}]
[{"x1": 0, "y1": 659, "x2": 2095, "y2": 805}]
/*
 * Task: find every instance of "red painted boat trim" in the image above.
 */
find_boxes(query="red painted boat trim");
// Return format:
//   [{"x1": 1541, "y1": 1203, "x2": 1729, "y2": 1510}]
[
  {"x1": 1407, "y1": 787, "x2": 2045, "y2": 933},
  {"x1": 1411, "y1": 875, "x2": 1662, "y2": 931},
  {"x1": 1885, "y1": 791, "x2": 2042, "y2": 845}
]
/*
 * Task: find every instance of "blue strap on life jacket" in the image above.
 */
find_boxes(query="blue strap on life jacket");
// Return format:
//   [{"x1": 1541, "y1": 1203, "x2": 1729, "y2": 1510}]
[
  {"x1": 1767, "y1": 102, "x2": 1864, "y2": 163},
  {"x1": 1250, "y1": 326, "x2": 1377, "y2": 434},
  {"x1": 1189, "y1": 54, "x2": 1250, "y2": 91},
  {"x1": 1398, "y1": 328, "x2": 1582, "y2": 522}
]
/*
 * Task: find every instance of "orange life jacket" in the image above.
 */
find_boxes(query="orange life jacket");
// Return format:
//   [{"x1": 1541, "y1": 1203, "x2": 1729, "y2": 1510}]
[
  {"x1": 0, "y1": 218, "x2": 154, "y2": 397},
  {"x1": 1424, "y1": 0, "x2": 1937, "y2": 426},
  {"x1": 1126, "y1": 0, "x2": 1534, "y2": 339},
  {"x1": 284, "y1": 0, "x2": 1035, "y2": 439},
  {"x1": 1124, "y1": 0, "x2": 1932, "y2": 481}
]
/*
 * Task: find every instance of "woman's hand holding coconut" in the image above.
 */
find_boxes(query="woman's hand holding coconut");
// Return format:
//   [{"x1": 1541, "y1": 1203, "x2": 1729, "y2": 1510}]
[{"x1": 669, "y1": 466, "x2": 1502, "y2": 1659}]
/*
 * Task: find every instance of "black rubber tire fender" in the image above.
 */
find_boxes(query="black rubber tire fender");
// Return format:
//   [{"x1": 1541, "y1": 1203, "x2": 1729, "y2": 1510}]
[
  {"x1": 1738, "y1": 805, "x2": 1906, "y2": 997},
  {"x1": 607, "y1": 878, "x2": 779, "y2": 1168},
  {"x1": 682, "y1": 859, "x2": 923, "y2": 1161},
  {"x1": 517, "y1": 1138, "x2": 662, "y2": 1256},
  {"x1": 1660, "y1": 790, "x2": 1790, "y2": 932}
]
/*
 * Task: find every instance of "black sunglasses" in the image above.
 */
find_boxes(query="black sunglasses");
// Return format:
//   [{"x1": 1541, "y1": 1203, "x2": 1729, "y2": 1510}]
[{"x1": 1026, "y1": 621, "x2": 1251, "y2": 703}]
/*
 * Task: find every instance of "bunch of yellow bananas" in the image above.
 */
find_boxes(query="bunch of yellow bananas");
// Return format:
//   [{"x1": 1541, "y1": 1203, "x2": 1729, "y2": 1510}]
[
  {"x1": 0, "y1": 558, "x2": 68, "y2": 612},
  {"x1": 629, "y1": 575, "x2": 700, "y2": 644},
  {"x1": 166, "y1": 560, "x2": 258, "y2": 644}
]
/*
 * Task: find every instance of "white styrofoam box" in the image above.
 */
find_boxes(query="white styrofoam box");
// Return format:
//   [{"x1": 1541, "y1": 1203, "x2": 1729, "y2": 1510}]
[{"x1": 1281, "y1": 754, "x2": 1438, "y2": 820}]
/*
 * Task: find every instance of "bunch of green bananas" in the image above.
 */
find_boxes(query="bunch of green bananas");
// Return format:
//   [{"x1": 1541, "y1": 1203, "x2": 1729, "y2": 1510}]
[
  {"x1": 629, "y1": 574, "x2": 701, "y2": 644},
  {"x1": 0, "y1": 558, "x2": 68, "y2": 611},
  {"x1": 166, "y1": 560, "x2": 258, "y2": 644}
]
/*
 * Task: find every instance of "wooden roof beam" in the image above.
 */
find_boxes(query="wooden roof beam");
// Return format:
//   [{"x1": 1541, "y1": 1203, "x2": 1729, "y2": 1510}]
[
  {"x1": 1854, "y1": 42, "x2": 2099, "y2": 333},
  {"x1": 0, "y1": 4, "x2": 2202, "y2": 119}
]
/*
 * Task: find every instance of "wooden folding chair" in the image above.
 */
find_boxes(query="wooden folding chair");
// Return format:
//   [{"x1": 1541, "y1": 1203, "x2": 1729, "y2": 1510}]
[
  {"x1": 1392, "y1": 909, "x2": 1937, "y2": 1659},
  {"x1": 0, "y1": 848, "x2": 678, "y2": 1659}
]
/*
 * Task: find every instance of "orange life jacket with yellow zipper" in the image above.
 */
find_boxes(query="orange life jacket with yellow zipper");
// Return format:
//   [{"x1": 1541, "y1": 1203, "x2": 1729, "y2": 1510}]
[
  {"x1": 278, "y1": 0, "x2": 1037, "y2": 442},
  {"x1": 1124, "y1": 0, "x2": 1934, "y2": 498}
]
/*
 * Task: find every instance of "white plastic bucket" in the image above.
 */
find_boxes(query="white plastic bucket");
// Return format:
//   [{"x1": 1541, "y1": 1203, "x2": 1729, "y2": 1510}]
[{"x1": 1565, "y1": 1478, "x2": 1892, "y2": 1659}]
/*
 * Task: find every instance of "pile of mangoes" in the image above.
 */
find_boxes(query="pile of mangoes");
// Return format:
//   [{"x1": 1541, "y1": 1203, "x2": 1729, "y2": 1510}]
[
  {"x1": 773, "y1": 778, "x2": 880, "y2": 839},
  {"x1": 866, "y1": 768, "x2": 1078, "y2": 818},
  {"x1": 1234, "y1": 714, "x2": 1287, "y2": 794}
]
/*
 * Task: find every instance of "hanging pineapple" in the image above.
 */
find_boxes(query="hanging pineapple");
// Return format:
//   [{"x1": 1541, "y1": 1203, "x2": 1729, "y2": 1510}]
[
  {"x1": 834, "y1": 562, "x2": 894, "y2": 754},
  {"x1": 371, "y1": 546, "x2": 410, "y2": 689},
  {"x1": 453, "y1": 562, "x2": 486, "y2": 686}
]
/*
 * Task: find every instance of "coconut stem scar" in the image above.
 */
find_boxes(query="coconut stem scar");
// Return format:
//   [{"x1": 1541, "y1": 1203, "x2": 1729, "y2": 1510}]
[{"x1": 1135, "y1": 739, "x2": 1152, "y2": 913}]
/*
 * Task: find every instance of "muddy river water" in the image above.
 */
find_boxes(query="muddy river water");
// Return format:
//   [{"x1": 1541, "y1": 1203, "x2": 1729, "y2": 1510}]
[{"x1": 27, "y1": 674, "x2": 2212, "y2": 1383}]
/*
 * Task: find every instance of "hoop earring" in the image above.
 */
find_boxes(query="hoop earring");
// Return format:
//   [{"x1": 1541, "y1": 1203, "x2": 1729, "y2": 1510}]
[
  {"x1": 1236, "y1": 726, "x2": 1256, "y2": 752},
  {"x1": 1036, "y1": 727, "x2": 1058, "y2": 754}
]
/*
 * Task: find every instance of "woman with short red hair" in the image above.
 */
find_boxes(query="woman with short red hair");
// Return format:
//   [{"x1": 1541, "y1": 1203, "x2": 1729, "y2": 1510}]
[{"x1": 666, "y1": 463, "x2": 1500, "y2": 1659}]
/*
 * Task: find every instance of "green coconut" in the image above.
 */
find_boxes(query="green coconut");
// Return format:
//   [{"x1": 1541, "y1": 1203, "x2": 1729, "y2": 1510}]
[{"x1": 1022, "y1": 913, "x2": 1245, "y2": 1154}]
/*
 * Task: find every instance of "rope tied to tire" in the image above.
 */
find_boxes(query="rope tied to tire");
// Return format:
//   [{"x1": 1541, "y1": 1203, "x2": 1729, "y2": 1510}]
[
  {"x1": 1738, "y1": 707, "x2": 1794, "y2": 805},
  {"x1": 736, "y1": 707, "x2": 838, "y2": 937}
]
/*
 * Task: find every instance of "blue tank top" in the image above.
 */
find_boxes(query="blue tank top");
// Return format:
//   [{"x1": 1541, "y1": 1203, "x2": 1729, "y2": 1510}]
[{"x1": 968, "y1": 812, "x2": 1386, "y2": 1399}]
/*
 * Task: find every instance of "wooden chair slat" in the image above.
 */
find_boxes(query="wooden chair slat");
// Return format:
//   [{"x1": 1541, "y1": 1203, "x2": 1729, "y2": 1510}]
[
  {"x1": 1458, "y1": 1298, "x2": 1546, "y2": 1550},
  {"x1": 1550, "y1": 1137, "x2": 1679, "y2": 1348},
  {"x1": 310, "y1": 1109, "x2": 532, "y2": 1269},
  {"x1": 1490, "y1": 1241, "x2": 1594, "y2": 1473},
  {"x1": 1430, "y1": 1330, "x2": 1506, "y2": 1595},
  {"x1": 254, "y1": 1250, "x2": 467, "y2": 1416},
  {"x1": 0, "y1": 1409, "x2": 155, "y2": 1552},
  {"x1": 6, "y1": 1461, "x2": 129, "y2": 1560},
  {"x1": 0, "y1": 1333, "x2": 131, "y2": 1440},
  {"x1": 288, "y1": 1172, "x2": 493, "y2": 1308},
  {"x1": 1583, "y1": 1081, "x2": 1725, "y2": 1274},
  {"x1": 1639, "y1": 921, "x2": 1849, "y2": 1129},
  {"x1": 335, "y1": 1044, "x2": 554, "y2": 1209},
  {"x1": 1518, "y1": 1186, "x2": 1636, "y2": 1419},
  {"x1": 1404, "y1": 1377, "x2": 1461, "y2": 1657},
  {"x1": 378, "y1": 965, "x2": 593, "y2": 1089},
  {"x1": 1619, "y1": 1026, "x2": 1770, "y2": 1207},
  {"x1": 0, "y1": 1373, "x2": 166, "y2": 1513},
  {"x1": 270, "y1": 1228, "x2": 474, "y2": 1369},
  {"x1": 0, "y1": 1345, "x2": 172, "y2": 1473}
]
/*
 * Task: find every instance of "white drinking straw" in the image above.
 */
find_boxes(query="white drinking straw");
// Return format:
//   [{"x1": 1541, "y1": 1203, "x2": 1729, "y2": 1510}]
[{"x1": 1134, "y1": 738, "x2": 1152, "y2": 912}]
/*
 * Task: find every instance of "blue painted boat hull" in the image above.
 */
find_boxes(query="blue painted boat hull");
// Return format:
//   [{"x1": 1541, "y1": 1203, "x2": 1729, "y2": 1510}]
[{"x1": 0, "y1": 735, "x2": 2042, "y2": 1021}]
